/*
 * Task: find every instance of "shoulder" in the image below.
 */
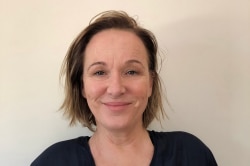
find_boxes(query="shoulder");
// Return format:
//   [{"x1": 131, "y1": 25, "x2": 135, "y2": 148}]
[
  {"x1": 31, "y1": 136, "x2": 93, "y2": 166},
  {"x1": 150, "y1": 130, "x2": 205, "y2": 146},
  {"x1": 149, "y1": 131, "x2": 217, "y2": 165}
]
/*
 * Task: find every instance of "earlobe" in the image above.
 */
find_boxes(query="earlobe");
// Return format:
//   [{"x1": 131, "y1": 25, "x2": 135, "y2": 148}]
[
  {"x1": 81, "y1": 85, "x2": 86, "y2": 98},
  {"x1": 81, "y1": 76, "x2": 86, "y2": 98},
  {"x1": 148, "y1": 74, "x2": 153, "y2": 97},
  {"x1": 82, "y1": 88, "x2": 86, "y2": 98}
]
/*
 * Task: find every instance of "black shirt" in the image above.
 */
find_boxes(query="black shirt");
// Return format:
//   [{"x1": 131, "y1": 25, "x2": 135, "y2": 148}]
[{"x1": 31, "y1": 131, "x2": 217, "y2": 166}]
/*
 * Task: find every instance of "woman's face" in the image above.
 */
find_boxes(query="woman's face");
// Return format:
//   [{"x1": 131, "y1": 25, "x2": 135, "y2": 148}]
[{"x1": 82, "y1": 29, "x2": 152, "y2": 131}]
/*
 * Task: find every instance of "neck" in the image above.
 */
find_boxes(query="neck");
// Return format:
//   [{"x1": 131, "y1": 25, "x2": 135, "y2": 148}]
[
  {"x1": 88, "y1": 125, "x2": 154, "y2": 166},
  {"x1": 90, "y1": 124, "x2": 149, "y2": 147}
]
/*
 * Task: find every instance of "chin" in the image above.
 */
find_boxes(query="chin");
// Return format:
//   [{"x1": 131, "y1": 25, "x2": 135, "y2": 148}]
[{"x1": 98, "y1": 120, "x2": 133, "y2": 131}]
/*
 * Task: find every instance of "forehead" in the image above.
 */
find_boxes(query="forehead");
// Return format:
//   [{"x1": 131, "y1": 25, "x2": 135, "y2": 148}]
[{"x1": 84, "y1": 29, "x2": 149, "y2": 62}]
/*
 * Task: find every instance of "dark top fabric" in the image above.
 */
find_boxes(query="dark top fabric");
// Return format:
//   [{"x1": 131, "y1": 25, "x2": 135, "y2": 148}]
[{"x1": 31, "y1": 131, "x2": 217, "y2": 166}]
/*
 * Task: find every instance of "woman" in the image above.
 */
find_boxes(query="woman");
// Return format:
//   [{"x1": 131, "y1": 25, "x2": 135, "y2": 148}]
[{"x1": 31, "y1": 10, "x2": 217, "y2": 166}]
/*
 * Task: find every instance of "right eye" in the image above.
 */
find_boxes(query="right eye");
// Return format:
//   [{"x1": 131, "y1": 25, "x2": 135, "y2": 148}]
[{"x1": 94, "y1": 71, "x2": 105, "y2": 76}]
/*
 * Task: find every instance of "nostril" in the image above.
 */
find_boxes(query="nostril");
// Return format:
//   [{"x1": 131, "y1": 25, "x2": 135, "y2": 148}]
[{"x1": 107, "y1": 78, "x2": 126, "y2": 97}]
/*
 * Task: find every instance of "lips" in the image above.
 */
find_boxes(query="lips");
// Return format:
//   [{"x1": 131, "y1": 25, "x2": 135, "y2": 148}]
[{"x1": 103, "y1": 102, "x2": 131, "y2": 111}]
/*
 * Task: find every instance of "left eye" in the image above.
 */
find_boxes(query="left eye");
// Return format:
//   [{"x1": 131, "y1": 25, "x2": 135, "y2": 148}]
[{"x1": 126, "y1": 70, "x2": 137, "y2": 75}]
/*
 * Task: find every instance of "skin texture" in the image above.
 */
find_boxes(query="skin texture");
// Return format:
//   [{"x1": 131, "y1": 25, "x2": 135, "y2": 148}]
[{"x1": 82, "y1": 29, "x2": 154, "y2": 165}]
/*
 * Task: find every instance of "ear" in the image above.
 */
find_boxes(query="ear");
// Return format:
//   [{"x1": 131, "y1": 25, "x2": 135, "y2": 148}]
[
  {"x1": 81, "y1": 76, "x2": 86, "y2": 98},
  {"x1": 82, "y1": 87, "x2": 86, "y2": 98},
  {"x1": 148, "y1": 72, "x2": 154, "y2": 97}
]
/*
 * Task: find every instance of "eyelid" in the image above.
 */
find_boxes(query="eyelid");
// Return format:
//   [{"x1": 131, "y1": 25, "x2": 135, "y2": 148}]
[
  {"x1": 124, "y1": 68, "x2": 142, "y2": 77},
  {"x1": 94, "y1": 70, "x2": 106, "y2": 76},
  {"x1": 126, "y1": 70, "x2": 138, "y2": 75}
]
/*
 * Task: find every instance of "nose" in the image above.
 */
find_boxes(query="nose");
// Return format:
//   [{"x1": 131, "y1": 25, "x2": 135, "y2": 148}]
[{"x1": 107, "y1": 72, "x2": 126, "y2": 98}]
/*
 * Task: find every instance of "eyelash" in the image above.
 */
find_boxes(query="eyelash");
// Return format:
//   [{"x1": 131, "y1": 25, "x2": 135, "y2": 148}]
[
  {"x1": 126, "y1": 70, "x2": 138, "y2": 75},
  {"x1": 92, "y1": 70, "x2": 139, "y2": 76},
  {"x1": 93, "y1": 71, "x2": 106, "y2": 76}
]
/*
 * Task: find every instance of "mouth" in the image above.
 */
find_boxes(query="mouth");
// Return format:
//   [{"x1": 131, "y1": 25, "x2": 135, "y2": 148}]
[{"x1": 103, "y1": 102, "x2": 131, "y2": 111}]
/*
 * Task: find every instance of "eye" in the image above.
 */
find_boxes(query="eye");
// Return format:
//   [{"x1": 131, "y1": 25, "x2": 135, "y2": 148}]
[
  {"x1": 126, "y1": 70, "x2": 138, "y2": 75},
  {"x1": 94, "y1": 71, "x2": 106, "y2": 76}
]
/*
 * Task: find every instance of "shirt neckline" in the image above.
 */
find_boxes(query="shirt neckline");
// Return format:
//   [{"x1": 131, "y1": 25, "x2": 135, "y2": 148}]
[{"x1": 81, "y1": 130, "x2": 158, "y2": 166}]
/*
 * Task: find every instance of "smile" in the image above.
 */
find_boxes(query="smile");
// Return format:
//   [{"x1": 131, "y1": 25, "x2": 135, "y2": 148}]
[{"x1": 103, "y1": 102, "x2": 131, "y2": 111}]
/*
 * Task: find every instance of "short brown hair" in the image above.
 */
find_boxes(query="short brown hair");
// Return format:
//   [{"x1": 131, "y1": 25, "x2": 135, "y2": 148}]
[{"x1": 60, "y1": 10, "x2": 165, "y2": 131}]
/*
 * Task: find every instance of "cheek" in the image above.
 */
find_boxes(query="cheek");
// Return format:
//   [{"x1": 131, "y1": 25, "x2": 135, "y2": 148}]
[
  {"x1": 139, "y1": 77, "x2": 153, "y2": 98},
  {"x1": 132, "y1": 83, "x2": 151, "y2": 110},
  {"x1": 132, "y1": 81, "x2": 152, "y2": 98},
  {"x1": 82, "y1": 80, "x2": 104, "y2": 100}
]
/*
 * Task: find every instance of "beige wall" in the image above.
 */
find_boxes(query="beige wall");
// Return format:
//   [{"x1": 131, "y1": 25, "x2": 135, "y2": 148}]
[{"x1": 0, "y1": 0, "x2": 249, "y2": 165}]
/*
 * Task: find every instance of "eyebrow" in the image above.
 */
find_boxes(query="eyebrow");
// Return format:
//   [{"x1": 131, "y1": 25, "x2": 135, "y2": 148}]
[
  {"x1": 87, "y1": 61, "x2": 106, "y2": 71},
  {"x1": 125, "y1": 59, "x2": 145, "y2": 68},
  {"x1": 87, "y1": 59, "x2": 145, "y2": 71}
]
